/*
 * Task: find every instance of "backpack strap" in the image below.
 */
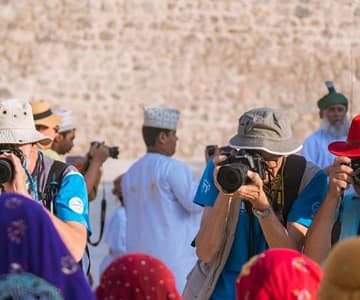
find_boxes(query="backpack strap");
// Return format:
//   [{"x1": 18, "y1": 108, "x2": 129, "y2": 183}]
[
  {"x1": 42, "y1": 160, "x2": 67, "y2": 214},
  {"x1": 282, "y1": 154, "x2": 306, "y2": 224}
]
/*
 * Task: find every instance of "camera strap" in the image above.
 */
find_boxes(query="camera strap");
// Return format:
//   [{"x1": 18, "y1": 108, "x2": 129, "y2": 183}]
[
  {"x1": 43, "y1": 160, "x2": 67, "y2": 214},
  {"x1": 87, "y1": 181, "x2": 107, "y2": 247}
]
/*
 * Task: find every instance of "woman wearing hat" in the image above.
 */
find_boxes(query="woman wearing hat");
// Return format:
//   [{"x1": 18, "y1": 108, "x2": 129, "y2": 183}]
[{"x1": 304, "y1": 114, "x2": 360, "y2": 264}]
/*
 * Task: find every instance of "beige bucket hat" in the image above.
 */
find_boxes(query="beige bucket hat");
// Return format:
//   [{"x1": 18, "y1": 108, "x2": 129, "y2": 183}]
[
  {"x1": 229, "y1": 107, "x2": 302, "y2": 155},
  {"x1": 30, "y1": 100, "x2": 62, "y2": 128},
  {"x1": 0, "y1": 99, "x2": 52, "y2": 144}
]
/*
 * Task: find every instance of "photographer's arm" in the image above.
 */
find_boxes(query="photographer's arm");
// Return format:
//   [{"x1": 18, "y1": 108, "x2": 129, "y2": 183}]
[
  {"x1": 304, "y1": 156, "x2": 352, "y2": 264},
  {"x1": 83, "y1": 143, "x2": 109, "y2": 200},
  {"x1": 238, "y1": 171, "x2": 305, "y2": 250},
  {"x1": 195, "y1": 193, "x2": 231, "y2": 263},
  {"x1": 45, "y1": 212, "x2": 87, "y2": 262}
]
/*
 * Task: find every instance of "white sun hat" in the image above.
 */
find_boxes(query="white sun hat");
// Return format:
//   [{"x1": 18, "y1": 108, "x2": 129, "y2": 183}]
[{"x1": 0, "y1": 99, "x2": 52, "y2": 145}]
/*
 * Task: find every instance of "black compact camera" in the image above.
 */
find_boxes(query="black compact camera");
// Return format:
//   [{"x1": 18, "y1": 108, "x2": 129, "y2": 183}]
[
  {"x1": 216, "y1": 150, "x2": 266, "y2": 193},
  {"x1": 0, "y1": 147, "x2": 25, "y2": 184},
  {"x1": 90, "y1": 141, "x2": 119, "y2": 159},
  {"x1": 351, "y1": 158, "x2": 360, "y2": 185}
]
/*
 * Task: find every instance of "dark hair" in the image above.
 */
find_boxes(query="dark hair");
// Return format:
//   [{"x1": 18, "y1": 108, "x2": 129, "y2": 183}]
[{"x1": 142, "y1": 126, "x2": 171, "y2": 146}]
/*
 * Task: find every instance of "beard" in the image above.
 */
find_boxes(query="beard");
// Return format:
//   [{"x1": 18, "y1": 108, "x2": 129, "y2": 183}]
[{"x1": 321, "y1": 115, "x2": 349, "y2": 138}]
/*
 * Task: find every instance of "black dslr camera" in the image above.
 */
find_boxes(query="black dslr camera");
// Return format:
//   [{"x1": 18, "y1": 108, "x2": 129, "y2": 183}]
[
  {"x1": 0, "y1": 147, "x2": 25, "y2": 184},
  {"x1": 90, "y1": 141, "x2": 119, "y2": 159},
  {"x1": 351, "y1": 159, "x2": 360, "y2": 185},
  {"x1": 216, "y1": 150, "x2": 266, "y2": 193}
]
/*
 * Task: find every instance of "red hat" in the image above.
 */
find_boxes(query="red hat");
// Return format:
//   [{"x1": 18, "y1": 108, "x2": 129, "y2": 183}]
[{"x1": 328, "y1": 114, "x2": 360, "y2": 158}]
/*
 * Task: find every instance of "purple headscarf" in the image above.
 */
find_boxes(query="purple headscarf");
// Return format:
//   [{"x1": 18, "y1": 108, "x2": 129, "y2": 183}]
[{"x1": 0, "y1": 192, "x2": 95, "y2": 300}]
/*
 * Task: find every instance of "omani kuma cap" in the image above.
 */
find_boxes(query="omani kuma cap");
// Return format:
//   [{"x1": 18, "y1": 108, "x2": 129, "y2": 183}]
[
  {"x1": 143, "y1": 106, "x2": 180, "y2": 130},
  {"x1": 229, "y1": 107, "x2": 302, "y2": 155},
  {"x1": 53, "y1": 108, "x2": 76, "y2": 133},
  {"x1": 0, "y1": 99, "x2": 52, "y2": 144}
]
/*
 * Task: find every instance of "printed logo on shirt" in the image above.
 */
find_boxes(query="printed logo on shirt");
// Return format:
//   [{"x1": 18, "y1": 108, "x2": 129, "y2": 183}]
[
  {"x1": 69, "y1": 197, "x2": 84, "y2": 214},
  {"x1": 311, "y1": 201, "x2": 321, "y2": 218},
  {"x1": 201, "y1": 179, "x2": 211, "y2": 194}
]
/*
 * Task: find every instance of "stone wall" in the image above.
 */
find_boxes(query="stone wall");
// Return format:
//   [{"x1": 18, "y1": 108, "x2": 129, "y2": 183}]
[{"x1": 1, "y1": 0, "x2": 359, "y2": 160}]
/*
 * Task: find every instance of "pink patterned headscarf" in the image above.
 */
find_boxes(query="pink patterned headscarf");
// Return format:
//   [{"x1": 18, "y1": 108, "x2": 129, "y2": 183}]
[
  {"x1": 236, "y1": 248, "x2": 323, "y2": 300},
  {"x1": 96, "y1": 253, "x2": 182, "y2": 300}
]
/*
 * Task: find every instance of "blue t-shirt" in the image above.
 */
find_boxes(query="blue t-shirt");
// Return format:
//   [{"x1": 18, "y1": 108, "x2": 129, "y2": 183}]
[
  {"x1": 339, "y1": 194, "x2": 360, "y2": 239},
  {"x1": 55, "y1": 170, "x2": 91, "y2": 233},
  {"x1": 194, "y1": 159, "x2": 327, "y2": 300}
]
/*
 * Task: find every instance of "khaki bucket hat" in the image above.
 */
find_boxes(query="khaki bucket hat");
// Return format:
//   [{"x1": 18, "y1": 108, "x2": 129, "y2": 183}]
[
  {"x1": 0, "y1": 99, "x2": 52, "y2": 144},
  {"x1": 30, "y1": 100, "x2": 62, "y2": 128},
  {"x1": 229, "y1": 107, "x2": 302, "y2": 155}
]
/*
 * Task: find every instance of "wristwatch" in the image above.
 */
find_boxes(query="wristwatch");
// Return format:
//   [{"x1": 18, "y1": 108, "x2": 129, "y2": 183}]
[{"x1": 252, "y1": 206, "x2": 272, "y2": 219}]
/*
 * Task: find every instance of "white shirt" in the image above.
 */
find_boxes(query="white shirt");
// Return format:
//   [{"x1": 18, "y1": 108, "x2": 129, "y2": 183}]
[
  {"x1": 99, "y1": 205, "x2": 127, "y2": 275},
  {"x1": 121, "y1": 153, "x2": 202, "y2": 292},
  {"x1": 301, "y1": 129, "x2": 347, "y2": 169}
]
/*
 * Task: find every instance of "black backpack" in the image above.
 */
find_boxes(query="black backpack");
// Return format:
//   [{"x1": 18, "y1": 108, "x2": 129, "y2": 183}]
[{"x1": 41, "y1": 160, "x2": 92, "y2": 276}]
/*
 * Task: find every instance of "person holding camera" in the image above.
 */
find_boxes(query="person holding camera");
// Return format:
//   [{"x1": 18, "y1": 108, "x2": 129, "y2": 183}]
[
  {"x1": 183, "y1": 107, "x2": 328, "y2": 300},
  {"x1": 119, "y1": 106, "x2": 202, "y2": 293},
  {"x1": 304, "y1": 113, "x2": 360, "y2": 264},
  {"x1": 51, "y1": 108, "x2": 115, "y2": 201},
  {"x1": 0, "y1": 98, "x2": 90, "y2": 263}
]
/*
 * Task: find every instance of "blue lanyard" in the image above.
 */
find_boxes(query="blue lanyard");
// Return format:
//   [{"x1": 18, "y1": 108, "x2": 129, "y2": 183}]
[{"x1": 24, "y1": 164, "x2": 39, "y2": 202}]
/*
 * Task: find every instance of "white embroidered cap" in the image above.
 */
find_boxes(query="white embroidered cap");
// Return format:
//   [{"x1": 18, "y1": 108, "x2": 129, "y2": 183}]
[
  {"x1": 53, "y1": 108, "x2": 76, "y2": 133},
  {"x1": 143, "y1": 106, "x2": 180, "y2": 130}
]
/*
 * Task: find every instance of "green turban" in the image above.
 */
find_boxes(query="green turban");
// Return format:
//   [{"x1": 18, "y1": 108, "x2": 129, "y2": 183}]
[{"x1": 317, "y1": 92, "x2": 348, "y2": 111}]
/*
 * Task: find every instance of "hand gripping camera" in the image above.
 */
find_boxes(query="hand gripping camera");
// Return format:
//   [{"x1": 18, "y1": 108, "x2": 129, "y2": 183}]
[
  {"x1": 0, "y1": 147, "x2": 25, "y2": 184},
  {"x1": 90, "y1": 141, "x2": 119, "y2": 159},
  {"x1": 216, "y1": 150, "x2": 266, "y2": 193}
]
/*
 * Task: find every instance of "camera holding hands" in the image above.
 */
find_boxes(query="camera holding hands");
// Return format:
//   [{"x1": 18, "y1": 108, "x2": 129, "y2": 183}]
[
  {"x1": 0, "y1": 147, "x2": 25, "y2": 184},
  {"x1": 216, "y1": 150, "x2": 266, "y2": 193}
]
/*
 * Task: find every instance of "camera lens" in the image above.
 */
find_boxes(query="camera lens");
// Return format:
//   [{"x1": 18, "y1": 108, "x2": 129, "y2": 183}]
[
  {"x1": 217, "y1": 163, "x2": 249, "y2": 193},
  {"x1": 0, "y1": 158, "x2": 14, "y2": 184}
]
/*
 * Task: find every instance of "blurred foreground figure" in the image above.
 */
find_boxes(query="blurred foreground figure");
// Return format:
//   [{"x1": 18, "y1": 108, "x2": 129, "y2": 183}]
[
  {"x1": 236, "y1": 248, "x2": 322, "y2": 300},
  {"x1": 0, "y1": 193, "x2": 95, "y2": 300},
  {"x1": 96, "y1": 253, "x2": 182, "y2": 300}
]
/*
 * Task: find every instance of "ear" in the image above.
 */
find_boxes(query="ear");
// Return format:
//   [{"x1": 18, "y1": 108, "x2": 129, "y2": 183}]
[
  {"x1": 157, "y1": 131, "x2": 168, "y2": 145},
  {"x1": 54, "y1": 133, "x2": 63, "y2": 143}
]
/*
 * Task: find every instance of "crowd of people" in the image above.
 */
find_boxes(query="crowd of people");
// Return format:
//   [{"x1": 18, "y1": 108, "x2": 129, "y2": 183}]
[{"x1": 1, "y1": 83, "x2": 360, "y2": 300}]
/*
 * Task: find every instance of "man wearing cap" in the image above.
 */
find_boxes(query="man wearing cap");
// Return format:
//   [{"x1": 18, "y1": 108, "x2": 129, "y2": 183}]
[
  {"x1": 52, "y1": 108, "x2": 110, "y2": 200},
  {"x1": 183, "y1": 107, "x2": 327, "y2": 300},
  {"x1": 302, "y1": 82, "x2": 349, "y2": 175},
  {"x1": 30, "y1": 99, "x2": 63, "y2": 161},
  {"x1": 304, "y1": 114, "x2": 360, "y2": 264},
  {"x1": 119, "y1": 106, "x2": 202, "y2": 292},
  {"x1": 0, "y1": 99, "x2": 90, "y2": 262}
]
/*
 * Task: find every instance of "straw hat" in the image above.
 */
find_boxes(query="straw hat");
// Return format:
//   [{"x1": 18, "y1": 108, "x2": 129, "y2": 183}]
[{"x1": 30, "y1": 100, "x2": 62, "y2": 128}]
